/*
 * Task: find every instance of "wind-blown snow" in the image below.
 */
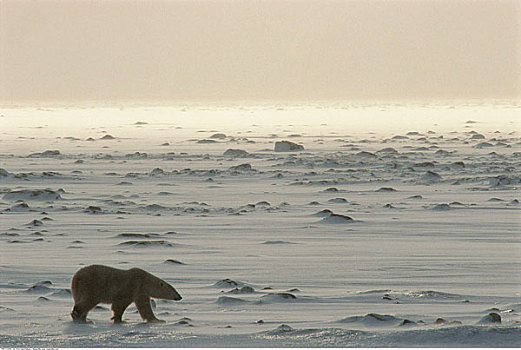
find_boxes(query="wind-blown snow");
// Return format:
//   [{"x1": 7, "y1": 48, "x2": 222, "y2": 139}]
[{"x1": 0, "y1": 103, "x2": 520, "y2": 347}]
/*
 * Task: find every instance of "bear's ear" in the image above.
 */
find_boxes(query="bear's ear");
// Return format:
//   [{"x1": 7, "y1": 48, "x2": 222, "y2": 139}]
[{"x1": 160, "y1": 282, "x2": 165, "y2": 287}]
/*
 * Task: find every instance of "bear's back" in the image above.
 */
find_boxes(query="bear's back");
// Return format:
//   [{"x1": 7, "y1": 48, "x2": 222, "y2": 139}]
[{"x1": 72, "y1": 265, "x2": 137, "y2": 303}]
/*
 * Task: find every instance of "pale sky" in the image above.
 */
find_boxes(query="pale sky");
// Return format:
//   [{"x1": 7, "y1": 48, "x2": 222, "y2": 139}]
[{"x1": 1, "y1": 0, "x2": 520, "y2": 103}]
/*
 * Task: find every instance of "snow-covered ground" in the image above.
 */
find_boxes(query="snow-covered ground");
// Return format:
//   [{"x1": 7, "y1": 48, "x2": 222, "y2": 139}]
[{"x1": 1, "y1": 103, "x2": 520, "y2": 347}]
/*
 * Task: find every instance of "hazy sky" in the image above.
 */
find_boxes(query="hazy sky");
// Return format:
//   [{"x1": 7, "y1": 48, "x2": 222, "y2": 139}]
[{"x1": 1, "y1": 0, "x2": 520, "y2": 103}]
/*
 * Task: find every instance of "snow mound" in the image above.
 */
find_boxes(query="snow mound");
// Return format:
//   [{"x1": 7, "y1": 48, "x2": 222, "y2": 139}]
[
  {"x1": 150, "y1": 168, "x2": 165, "y2": 176},
  {"x1": 116, "y1": 233, "x2": 159, "y2": 238},
  {"x1": 5, "y1": 202, "x2": 30, "y2": 212},
  {"x1": 474, "y1": 142, "x2": 493, "y2": 149},
  {"x1": 422, "y1": 171, "x2": 442, "y2": 182},
  {"x1": 27, "y1": 150, "x2": 61, "y2": 158},
  {"x1": 0, "y1": 168, "x2": 12, "y2": 177},
  {"x1": 338, "y1": 313, "x2": 403, "y2": 327},
  {"x1": 49, "y1": 289, "x2": 72, "y2": 297},
  {"x1": 85, "y1": 206, "x2": 102, "y2": 214},
  {"x1": 406, "y1": 290, "x2": 463, "y2": 299},
  {"x1": 144, "y1": 204, "x2": 168, "y2": 211},
  {"x1": 266, "y1": 324, "x2": 295, "y2": 334},
  {"x1": 328, "y1": 198, "x2": 348, "y2": 203},
  {"x1": 229, "y1": 163, "x2": 254, "y2": 172},
  {"x1": 26, "y1": 219, "x2": 44, "y2": 226},
  {"x1": 313, "y1": 209, "x2": 334, "y2": 217},
  {"x1": 163, "y1": 259, "x2": 185, "y2": 265},
  {"x1": 355, "y1": 151, "x2": 376, "y2": 158},
  {"x1": 117, "y1": 240, "x2": 174, "y2": 247},
  {"x1": 322, "y1": 187, "x2": 339, "y2": 192},
  {"x1": 377, "y1": 147, "x2": 398, "y2": 154},
  {"x1": 210, "y1": 133, "x2": 227, "y2": 139},
  {"x1": 197, "y1": 139, "x2": 217, "y2": 144},
  {"x1": 432, "y1": 204, "x2": 451, "y2": 211},
  {"x1": 262, "y1": 240, "x2": 295, "y2": 244},
  {"x1": 274, "y1": 141, "x2": 304, "y2": 152},
  {"x1": 260, "y1": 293, "x2": 297, "y2": 303},
  {"x1": 227, "y1": 286, "x2": 255, "y2": 294},
  {"x1": 25, "y1": 283, "x2": 53, "y2": 294},
  {"x1": 217, "y1": 296, "x2": 248, "y2": 304},
  {"x1": 407, "y1": 195, "x2": 423, "y2": 199},
  {"x1": 477, "y1": 313, "x2": 501, "y2": 324},
  {"x1": 489, "y1": 175, "x2": 520, "y2": 187},
  {"x1": 321, "y1": 213, "x2": 354, "y2": 223},
  {"x1": 376, "y1": 187, "x2": 397, "y2": 192},
  {"x1": 223, "y1": 149, "x2": 249, "y2": 157},
  {"x1": 3, "y1": 189, "x2": 62, "y2": 201},
  {"x1": 214, "y1": 279, "x2": 245, "y2": 288},
  {"x1": 470, "y1": 133, "x2": 485, "y2": 139}
]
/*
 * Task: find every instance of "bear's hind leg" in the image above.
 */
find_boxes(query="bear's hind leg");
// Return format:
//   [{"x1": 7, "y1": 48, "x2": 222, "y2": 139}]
[
  {"x1": 111, "y1": 299, "x2": 132, "y2": 323},
  {"x1": 71, "y1": 300, "x2": 97, "y2": 323},
  {"x1": 135, "y1": 295, "x2": 164, "y2": 323}
]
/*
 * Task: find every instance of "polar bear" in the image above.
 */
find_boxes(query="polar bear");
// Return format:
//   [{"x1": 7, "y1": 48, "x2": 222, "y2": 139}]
[{"x1": 70, "y1": 265, "x2": 182, "y2": 323}]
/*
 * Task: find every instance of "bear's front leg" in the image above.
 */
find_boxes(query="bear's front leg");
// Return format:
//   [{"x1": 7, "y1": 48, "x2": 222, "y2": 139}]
[{"x1": 135, "y1": 295, "x2": 164, "y2": 323}]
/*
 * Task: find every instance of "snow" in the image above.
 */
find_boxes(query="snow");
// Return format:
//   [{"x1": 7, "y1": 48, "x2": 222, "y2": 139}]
[{"x1": 0, "y1": 103, "x2": 520, "y2": 347}]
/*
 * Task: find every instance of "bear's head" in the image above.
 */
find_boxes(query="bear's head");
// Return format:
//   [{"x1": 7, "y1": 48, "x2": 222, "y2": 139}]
[
  {"x1": 147, "y1": 275, "x2": 182, "y2": 301},
  {"x1": 133, "y1": 268, "x2": 182, "y2": 301},
  {"x1": 152, "y1": 278, "x2": 182, "y2": 301}
]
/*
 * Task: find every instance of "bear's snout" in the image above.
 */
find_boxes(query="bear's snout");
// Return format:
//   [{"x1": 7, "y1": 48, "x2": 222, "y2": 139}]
[{"x1": 173, "y1": 291, "x2": 182, "y2": 301}]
